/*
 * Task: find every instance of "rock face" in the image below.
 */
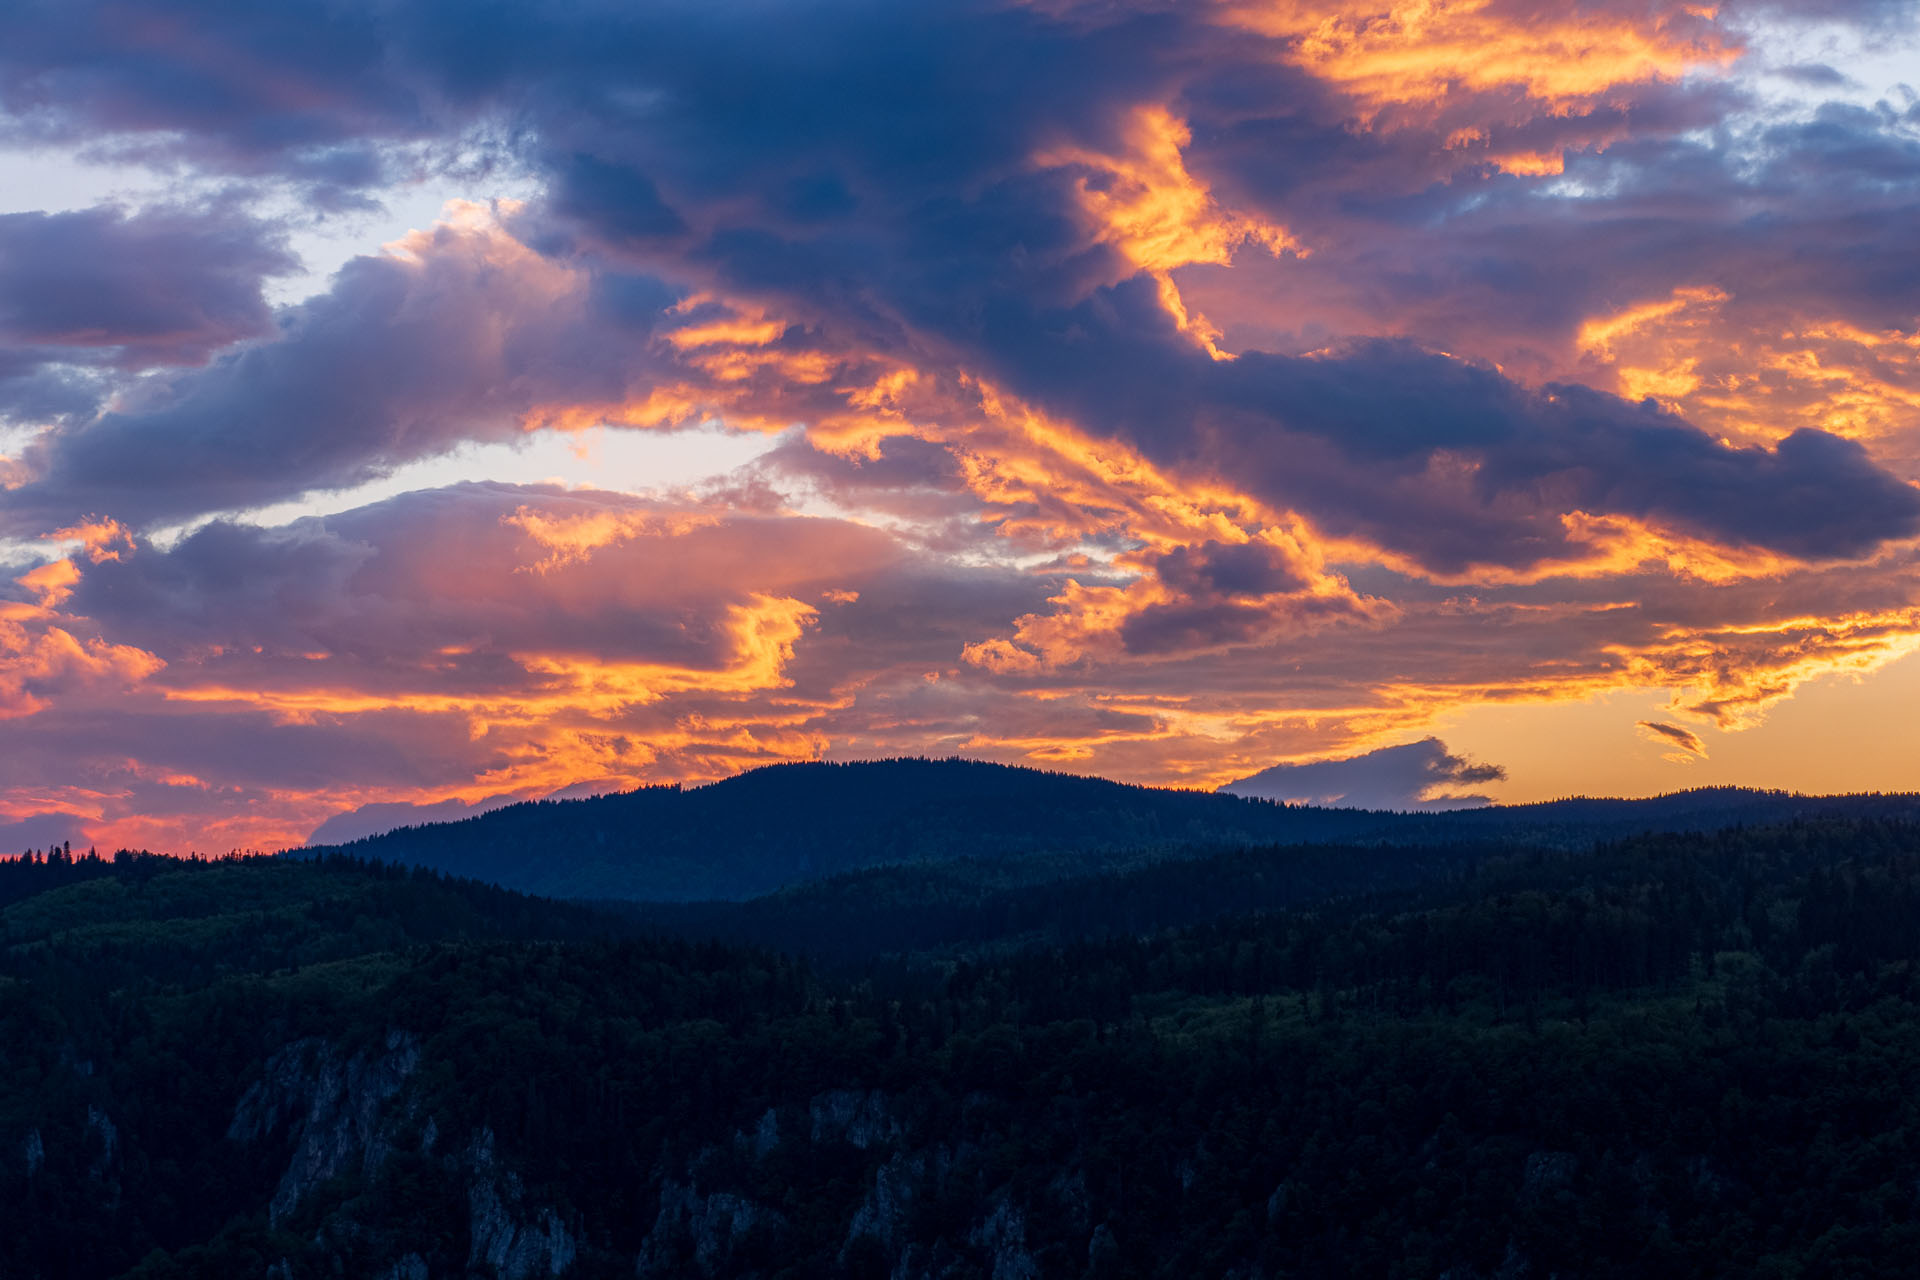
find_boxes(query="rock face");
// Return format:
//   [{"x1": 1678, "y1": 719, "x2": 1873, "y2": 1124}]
[
  {"x1": 844, "y1": 1146, "x2": 957, "y2": 1258},
  {"x1": 227, "y1": 1030, "x2": 422, "y2": 1225},
  {"x1": 738, "y1": 1106, "x2": 780, "y2": 1159},
  {"x1": 84, "y1": 1106, "x2": 121, "y2": 1204},
  {"x1": 220, "y1": 1047, "x2": 1073, "y2": 1279},
  {"x1": 809, "y1": 1088, "x2": 901, "y2": 1150},
  {"x1": 969, "y1": 1199, "x2": 1040, "y2": 1280},
  {"x1": 376, "y1": 1256, "x2": 429, "y2": 1280},
  {"x1": 226, "y1": 1033, "x2": 583, "y2": 1280},
  {"x1": 465, "y1": 1128, "x2": 578, "y2": 1279},
  {"x1": 84, "y1": 1106, "x2": 118, "y2": 1168},
  {"x1": 637, "y1": 1088, "x2": 1067, "y2": 1280},
  {"x1": 636, "y1": 1179, "x2": 788, "y2": 1278}
]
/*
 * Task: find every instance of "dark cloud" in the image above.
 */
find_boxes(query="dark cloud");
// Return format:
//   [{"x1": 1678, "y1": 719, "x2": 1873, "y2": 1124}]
[
  {"x1": 0, "y1": 359, "x2": 104, "y2": 426},
  {"x1": 0, "y1": 0, "x2": 437, "y2": 199},
  {"x1": 1773, "y1": 63, "x2": 1852, "y2": 87},
  {"x1": 0, "y1": 220, "x2": 691, "y2": 531},
  {"x1": 7, "y1": 0, "x2": 1909, "y2": 577},
  {"x1": 551, "y1": 153, "x2": 688, "y2": 244},
  {"x1": 1154, "y1": 540, "x2": 1311, "y2": 598},
  {"x1": 972, "y1": 286, "x2": 1920, "y2": 571},
  {"x1": 1638, "y1": 720, "x2": 1707, "y2": 757},
  {"x1": 0, "y1": 205, "x2": 295, "y2": 365},
  {"x1": 1117, "y1": 538, "x2": 1374, "y2": 657},
  {"x1": 1199, "y1": 102, "x2": 1920, "y2": 359},
  {"x1": 1117, "y1": 596, "x2": 1355, "y2": 657},
  {"x1": 1219, "y1": 737, "x2": 1506, "y2": 810}
]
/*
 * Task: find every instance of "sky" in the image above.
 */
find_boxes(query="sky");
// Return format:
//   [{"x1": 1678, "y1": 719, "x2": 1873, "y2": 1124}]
[{"x1": 1, "y1": 0, "x2": 1918, "y2": 851}]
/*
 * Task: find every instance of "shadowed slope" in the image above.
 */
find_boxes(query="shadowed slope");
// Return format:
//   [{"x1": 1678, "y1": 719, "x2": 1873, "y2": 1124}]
[{"x1": 301, "y1": 757, "x2": 1920, "y2": 902}]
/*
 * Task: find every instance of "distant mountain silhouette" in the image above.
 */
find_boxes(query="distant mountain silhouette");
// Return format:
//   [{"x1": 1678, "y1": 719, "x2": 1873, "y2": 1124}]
[{"x1": 300, "y1": 757, "x2": 1920, "y2": 902}]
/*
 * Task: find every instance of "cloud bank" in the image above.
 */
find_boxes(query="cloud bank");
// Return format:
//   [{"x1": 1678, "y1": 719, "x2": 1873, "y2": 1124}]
[{"x1": 0, "y1": 0, "x2": 1915, "y2": 847}]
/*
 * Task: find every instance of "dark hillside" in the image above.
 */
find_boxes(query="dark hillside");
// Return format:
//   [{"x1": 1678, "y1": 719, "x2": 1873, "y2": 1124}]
[
  {"x1": 302, "y1": 758, "x2": 1404, "y2": 901},
  {"x1": 622, "y1": 837, "x2": 1505, "y2": 968},
  {"x1": 11, "y1": 818, "x2": 1920, "y2": 1275},
  {"x1": 302, "y1": 757, "x2": 1920, "y2": 902}
]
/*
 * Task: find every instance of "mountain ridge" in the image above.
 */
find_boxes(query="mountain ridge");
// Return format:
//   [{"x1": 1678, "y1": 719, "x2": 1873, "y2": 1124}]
[{"x1": 298, "y1": 757, "x2": 1920, "y2": 902}]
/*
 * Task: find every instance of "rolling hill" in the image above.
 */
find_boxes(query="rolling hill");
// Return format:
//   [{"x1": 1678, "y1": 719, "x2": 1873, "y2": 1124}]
[{"x1": 302, "y1": 757, "x2": 1920, "y2": 902}]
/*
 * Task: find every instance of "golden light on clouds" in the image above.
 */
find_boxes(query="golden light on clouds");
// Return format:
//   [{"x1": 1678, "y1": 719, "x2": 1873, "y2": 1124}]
[
  {"x1": 1038, "y1": 106, "x2": 1300, "y2": 276},
  {"x1": 1, "y1": 0, "x2": 1915, "y2": 851},
  {"x1": 0, "y1": 617, "x2": 164, "y2": 719},
  {"x1": 1225, "y1": 0, "x2": 1739, "y2": 113},
  {"x1": 1580, "y1": 288, "x2": 1920, "y2": 454},
  {"x1": 1036, "y1": 105, "x2": 1301, "y2": 356},
  {"x1": 503, "y1": 504, "x2": 725, "y2": 573}
]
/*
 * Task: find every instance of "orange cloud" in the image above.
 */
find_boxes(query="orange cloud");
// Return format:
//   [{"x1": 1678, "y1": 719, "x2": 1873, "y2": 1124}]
[
  {"x1": 1623, "y1": 607, "x2": 1920, "y2": 730},
  {"x1": 1038, "y1": 105, "x2": 1300, "y2": 276},
  {"x1": 163, "y1": 592, "x2": 819, "y2": 722},
  {"x1": 2, "y1": 199, "x2": 1910, "y2": 852},
  {"x1": 519, "y1": 593, "x2": 820, "y2": 710},
  {"x1": 503, "y1": 503, "x2": 725, "y2": 572},
  {"x1": 1578, "y1": 287, "x2": 1920, "y2": 455},
  {"x1": 0, "y1": 618, "x2": 164, "y2": 719},
  {"x1": 963, "y1": 535, "x2": 1392, "y2": 675},
  {"x1": 1036, "y1": 105, "x2": 1301, "y2": 356},
  {"x1": 45, "y1": 516, "x2": 135, "y2": 562},
  {"x1": 15, "y1": 558, "x2": 81, "y2": 609},
  {"x1": 5, "y1": 0, "x2": 1916, "y2": 858},
  {"x1": 1223, "y1": 0, "x2": 1739, "y2": 116}
]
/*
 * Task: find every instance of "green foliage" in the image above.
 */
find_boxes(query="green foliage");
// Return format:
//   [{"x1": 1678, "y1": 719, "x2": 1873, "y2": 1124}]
[{"x1": 9, "y1": 814, "x2": 1920, "y2": 1275}]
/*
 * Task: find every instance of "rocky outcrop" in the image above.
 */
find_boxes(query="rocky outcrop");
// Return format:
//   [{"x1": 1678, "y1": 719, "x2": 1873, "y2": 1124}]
[
  {"x1": 736, "y1": 1106, "x2": 780, "y2": 1159},
  {"x1": 845, "y1": 1148, "x2": 934, "y2": 1257},
  {"x1": 84, "y1": 1105, "x2": 121, "y2": 1204},
  {"x1": 636, "y1": 1178, "x2": 787, "y2": 1278},
  {"x1": 227, "y1": 1030, "x2": 421, "y2": 1225},
  {"x1": 465, "y1": 1127, "x2": 578, "y2": 1279},
  {"x1": 968, "y1": 1199, "x2": 1039, "y2": 1280},
  {"x1": 85, "y1": 1106, "x2": 118, "y2": 1169},
  {"x1": 220, "y1": 1051, "x2": 1090, "y2": 1280},
  {"x1": 375, "y1": 1256, "x2": 428, "y2": 1280},
  {"x1": 227, "y1": 1033, "x2": 586, "y2": 1279},
  {"x1": 1086, "y1": 1223, "x2": 1120, "y2": 1278},
  {"x1": 1520, "y1": 1150, "x2": 1578, "y2": 1205},
  {"x1": 810, "y1": 1088, "x2": 900, "y2": 1150},
  {"x1": 668, "y1": 1088, "x2": 1060, "y2": 1280}
]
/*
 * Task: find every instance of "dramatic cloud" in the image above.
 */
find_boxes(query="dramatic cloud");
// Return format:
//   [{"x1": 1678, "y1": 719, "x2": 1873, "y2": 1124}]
[
  {"x1": 0, "y1": 0, "x2": 1917, "y2": 846},
  {"x1": 0, "y1": 480, "x2": 1069, "y2": 848},
  {"x1": 3, "y1": 208, "x2": 639, "y2": 529}
]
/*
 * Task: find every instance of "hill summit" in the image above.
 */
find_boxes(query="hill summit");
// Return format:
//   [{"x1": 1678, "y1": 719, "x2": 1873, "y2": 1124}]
[{"x1": 302, "y1": 757, "x2": 1920, "y2": 902}]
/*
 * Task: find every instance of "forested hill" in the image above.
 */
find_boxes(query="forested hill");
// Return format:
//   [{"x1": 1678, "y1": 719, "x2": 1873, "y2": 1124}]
[
  {"x1": 300, "y1": 757, "x2": 1920, "y2": 902},
  {"x1": 300, "y1": 758, "x2": 1400, "y2": 901},
  {"x1": 16, "y1": 816, "x2": 1920, "y2": 1275}
]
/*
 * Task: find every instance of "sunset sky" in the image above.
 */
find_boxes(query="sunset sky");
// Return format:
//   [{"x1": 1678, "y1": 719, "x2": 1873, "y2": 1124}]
[{"x1": 2, "y1": 0, "x2": 1919, "y2": 850}]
